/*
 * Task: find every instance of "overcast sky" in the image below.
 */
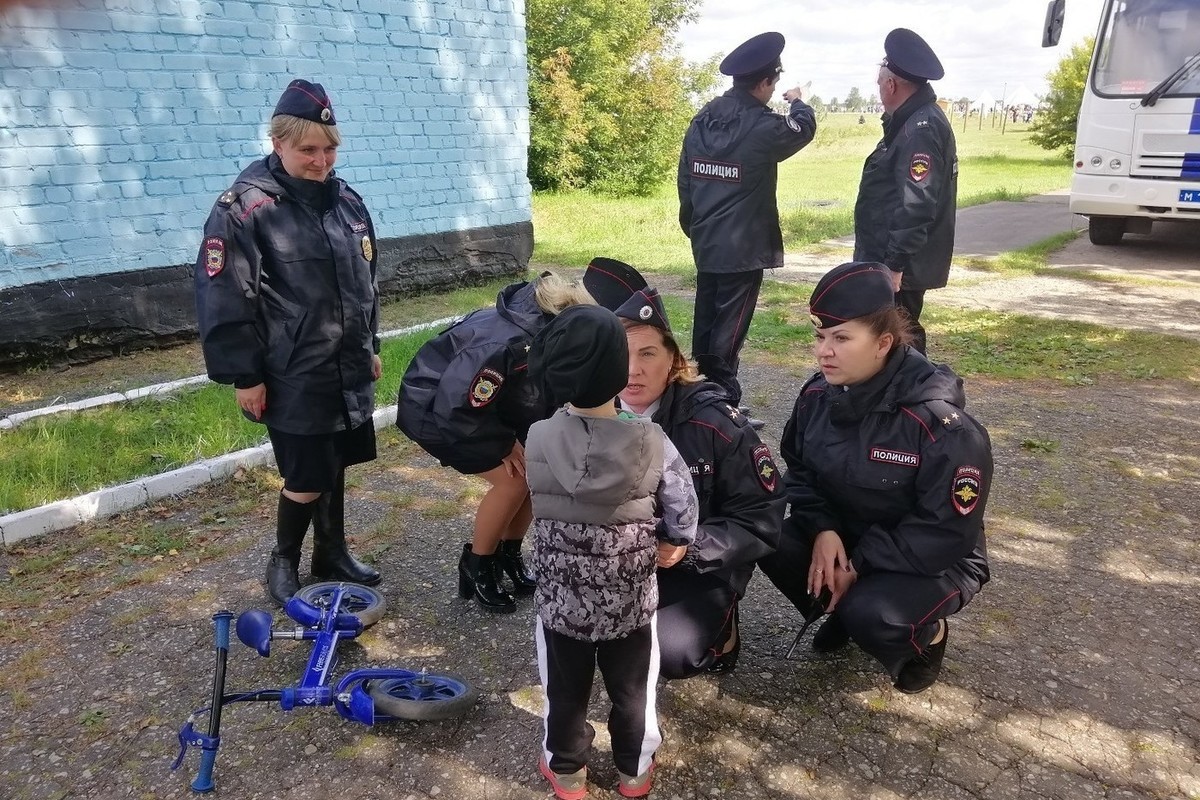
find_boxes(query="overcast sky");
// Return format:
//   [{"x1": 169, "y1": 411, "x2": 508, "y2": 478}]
[{"x1": 675, "y1": 0, "x2": 1107, "y2": 103}]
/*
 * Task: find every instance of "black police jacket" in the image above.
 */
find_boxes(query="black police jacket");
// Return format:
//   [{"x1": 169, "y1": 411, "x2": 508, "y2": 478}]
[
  {"x1": 650, "y1": 380, "x2": 785, "y2": 596},
  {"x1": 395, "y1": 280, "x2": 552, "y2": 473},
  {"x1": 853, "y1": 83, "x2": 958, "y2": 291},
  {"x1": 780, "y1": 347, "x2": 990, "y2": 594},
  {"x1": 678, "y1": 89, "x2": 816, "y2": 274},
  {"x1": 194, "y1": 155, "x2": 379, "y2": 436}
]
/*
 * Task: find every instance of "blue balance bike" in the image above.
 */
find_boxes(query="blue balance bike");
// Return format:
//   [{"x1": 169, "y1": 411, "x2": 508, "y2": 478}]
[{"x1": 173, "y1": 582, "x2": 477, "y2": 792}]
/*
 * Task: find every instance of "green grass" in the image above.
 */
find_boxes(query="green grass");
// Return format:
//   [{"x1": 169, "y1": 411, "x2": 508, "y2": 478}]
[
  {"x1": 746, "y1": 280, "x2": 1200, "y2": 385},
  {"x1": 0, "y1": 328, "x2": 437, "y2": 515},
  {"x1": 532, "y1": 113, "x2": 1071, "y2": 276}
]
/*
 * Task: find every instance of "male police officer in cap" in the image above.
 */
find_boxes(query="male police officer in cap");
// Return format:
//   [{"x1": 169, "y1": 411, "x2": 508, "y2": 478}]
[
  {"x1": 678, "y1": 32, "x2": 816, "y2": 423},
  {"x1": 854, "y1": 28, "x2": 958, "y2": 355}
]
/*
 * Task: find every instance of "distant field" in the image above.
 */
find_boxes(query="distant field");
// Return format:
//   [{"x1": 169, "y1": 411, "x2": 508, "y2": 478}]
[{"x1": 532, "y1": 111, "x2": 1071, "y2": 277}]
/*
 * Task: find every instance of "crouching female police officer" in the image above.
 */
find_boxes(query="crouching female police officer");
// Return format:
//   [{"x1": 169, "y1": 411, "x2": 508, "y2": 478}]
[
  {"x1": 758, "y1": 262, "x2": 992, "y2": 693},
  {"x1": 195, "y1": 79, "x2": 383, "y2": 606}
]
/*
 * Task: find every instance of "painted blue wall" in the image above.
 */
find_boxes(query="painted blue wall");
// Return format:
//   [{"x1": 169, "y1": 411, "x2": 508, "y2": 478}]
[{"x1": 0, "y1": 0, "x2": 531, "y2": 291}]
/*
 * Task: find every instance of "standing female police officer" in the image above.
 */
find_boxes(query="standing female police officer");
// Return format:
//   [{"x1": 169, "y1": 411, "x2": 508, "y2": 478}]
[
  {"x1": 195, "y1": 79, "x2": 383, "y2": 606},
  {"x1": 758, "y1": 262, "x2": 991, "y2": 692},
  {"x1": 585, "y1": 259, "x2": 784, "y2": 678}
]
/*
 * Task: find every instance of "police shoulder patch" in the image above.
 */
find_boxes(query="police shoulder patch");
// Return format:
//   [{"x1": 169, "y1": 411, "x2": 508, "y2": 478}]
[
  {"x1": 786, "y1": 116, "x2": 802, "y2": 132},
  {"x1": 217, "y1": 190, "x2": 237, "y2": 206},
  {"x1": 468, "y1": 367, "x2": 504, "y2": 409},
  {"x1": 752, "y1": 444, "x2": 778, "y2": 493},
  {"x1": 952, "y1": 465, "x2": 983, "y2": 516},
  {"x1": 909, "y1": 152, "x2": 932, "y2": 182},
  {"x1": 204, "y1": 237, "x2": 226, "y2": 278}
]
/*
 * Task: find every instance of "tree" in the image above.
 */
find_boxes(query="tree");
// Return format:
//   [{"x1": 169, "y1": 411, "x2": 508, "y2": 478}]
[
  {"x1": 1030, "y1": 37, "x2": 1095, "y2": 159},
  {"x1": 828, "y1": 96, "x2": 839, "y2": 112},
  {"x1": 808, "y1": 94, "x2": 825, "y2": 114},
  {"x1": 526, "y1": 0, "x2": 707, "y2": 195},
  {"x1": 845, "y1": 86, "x2": 864, "y2": 112}
]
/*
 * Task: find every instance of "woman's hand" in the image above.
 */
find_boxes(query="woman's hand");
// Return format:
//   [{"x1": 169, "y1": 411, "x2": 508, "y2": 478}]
[
  {"x1": 371, "y1": 354, "x2": 382, "y2": 380},
  {"x1": 808, "y1": 529, "x2": 848, "y2": 602},
  {"x1": 657, "y1": 542, "x2": 687, "y2": 568},
  {"x1": 235, "y1": 384, "x2": 267, "y2": 420},
  {"x1": 501, "y1": 441, "x2": 526, "y2": 478},
  {"x1": 826, "y1": 562, "x2": 858, "y2": 612}
]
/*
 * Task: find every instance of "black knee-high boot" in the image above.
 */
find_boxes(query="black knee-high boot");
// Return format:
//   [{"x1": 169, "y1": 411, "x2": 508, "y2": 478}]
[
  {"x1": 457, "y1": 544, "x2": 516, "y2": 613},
  {"x1": 267, "y1": 493, "x2": 314, "y2": 606},
  {"x1": 497, "y1": 539, "x2": 536, "y2": 596},
  {"x1": 311, "y1": 470, "x2": 381, "y2": 586}
]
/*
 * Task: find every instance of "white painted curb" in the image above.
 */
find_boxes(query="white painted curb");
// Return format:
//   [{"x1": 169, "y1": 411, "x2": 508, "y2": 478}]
[
  {"x1": 0, "y1": 405, "x2": 401, "y2": 546},
  {"x1": 0, "y1": 316, "x2": 457, "y2": 430}
]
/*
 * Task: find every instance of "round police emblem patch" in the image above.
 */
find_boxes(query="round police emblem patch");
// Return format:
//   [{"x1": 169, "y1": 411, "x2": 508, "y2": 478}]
[
  {"x1": 320, "y1": 107, "x2": 332, "y2": 122},
  {"x1": 952, "y1": 465, "x2": 983, "y2": 516},
  {"x1": 468, "y1": 367, "x2": 504, "y2": 409},
  {"x1": 204, "y1": 237, "x2": 225, "y2": 278},
  {"x1": 361, "y1": 235, "x2": 373, "y2": 262},
  {"x1": 752, "y1": 444, "x2": 778, "y2": 493},
  {"x1": 639, "y1": 304, "x2": 653, "y2": 321},
  {"x1": 809, "y1": 313, "x2": 823, "y2": 328}
]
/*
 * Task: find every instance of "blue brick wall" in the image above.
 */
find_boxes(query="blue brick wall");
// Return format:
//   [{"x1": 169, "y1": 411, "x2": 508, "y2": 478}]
[{"x1": 0, "y1": 0, "x2": 531, "y2": 291}]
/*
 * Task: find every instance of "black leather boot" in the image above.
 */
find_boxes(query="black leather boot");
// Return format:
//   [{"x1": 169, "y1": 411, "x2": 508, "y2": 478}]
[
  {"x1": 267, "y1": 493, "x2": 314, "y2": 606},
  {"x1": 457, "y1": 543, "x2": 516, "y2": 613},
  {"x1": 497, "y1": 539, "x2": 536, "y2": 596},
  {"x1": 310, "y1": 472, "x2": 381, "y2": 586}
]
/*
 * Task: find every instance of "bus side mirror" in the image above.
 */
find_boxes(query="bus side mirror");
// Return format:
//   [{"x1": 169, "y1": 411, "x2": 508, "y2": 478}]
[{"x1": 1042, "y1": 0, "x2": 1065, "y2": 47}]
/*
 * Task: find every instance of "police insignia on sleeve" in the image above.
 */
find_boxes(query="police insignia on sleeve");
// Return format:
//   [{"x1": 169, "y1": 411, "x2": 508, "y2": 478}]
[
  {"x1": 361, "y1": 235, "x2": 373, "y2": 262},
  {"x1": 468, "y1": 367, "x2": 504, "y2": 409},
  {"x1": 952, "y1": 465, "x2": 983, "y2": 515},
  {"x1": 218, "y1": 190, "x2": 236, "y2": 206},
  {"x1": 204, "y1": 237, "x2": 225, "y2": 277},
  {"x1": 752, "y1": 444, "x2": 778, "y2": 493},
  {"x1": 909, "y1": 153, "x2": 932, "y2": 182},
  {"x1": 786, "y1": 116, "x2": 802, "y2": 132}
]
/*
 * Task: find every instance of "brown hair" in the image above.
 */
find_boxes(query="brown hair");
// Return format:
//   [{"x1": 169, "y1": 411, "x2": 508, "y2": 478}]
[
  {"x1": 620, "y1": 320, "x2": 702, "y2": 386},
  {"x1": 269, "y1": 113, "x2": 342, "y2": 147},
  {"x1": 857, "y1": 305, "x2": 916, "y2": 352}
]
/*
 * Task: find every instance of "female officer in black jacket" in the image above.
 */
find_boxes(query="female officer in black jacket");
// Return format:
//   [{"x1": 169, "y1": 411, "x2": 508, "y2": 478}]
[
  {"x1": 584, "y1": 259, "x2": 784, "y2": 678},
  {"x1": 758, "y1": 262, "x2": 992, "y2": 693},
  {"x1": 195, "y1": 80, "x2": 382, "y2": 606},
  {"x1": 396, "y1": 273, "x2": 593, "y2": 613}
]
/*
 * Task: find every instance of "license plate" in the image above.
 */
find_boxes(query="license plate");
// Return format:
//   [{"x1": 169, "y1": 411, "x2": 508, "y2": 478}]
[{"x1": 1180, "y1": 188, "x2": 1200, "y2": 203}]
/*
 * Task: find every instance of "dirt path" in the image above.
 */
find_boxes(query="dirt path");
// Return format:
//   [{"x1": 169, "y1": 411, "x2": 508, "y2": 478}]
[
  {"x1": 2, "y1": 223, "x2": 1200, "y2": 799},
  {"x1": 1, "y1": 366, "x2": 1197, "y2": 800}
]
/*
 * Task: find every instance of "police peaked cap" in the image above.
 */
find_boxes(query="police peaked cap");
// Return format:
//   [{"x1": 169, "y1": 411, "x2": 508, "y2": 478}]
[
  {"x1": 808, "y1": 262, "x2": 895, "y2": 328},
  {"x1": 583, "y1": 257, "x2": 647, "y2": 311},
  {"x1": 273, "y1": 79, "x2": 336, "y2": 125},
  {"x1": 882, "y1": 28, "x2": 944, "y2": 83},
  {"x1": 614, "y1": 287, "x2": 670, "y2": 332},
  {"x1": 719, "y1": 31, "x2": 785, "y2": 78}
]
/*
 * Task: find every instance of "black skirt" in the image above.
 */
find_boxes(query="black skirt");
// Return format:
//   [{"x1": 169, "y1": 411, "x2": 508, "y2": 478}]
[{"x1": 267, "y1": 422, "x2": 377, "y2": 492}]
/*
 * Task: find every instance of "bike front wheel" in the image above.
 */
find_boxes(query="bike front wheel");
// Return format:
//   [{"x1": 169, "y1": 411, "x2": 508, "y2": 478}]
[
  {"x1": 367, "y1": 671, "x2": 478, "y2": 721},
  {"x1": 293, "y1": 582, "x2": 387, "y2": 628}
]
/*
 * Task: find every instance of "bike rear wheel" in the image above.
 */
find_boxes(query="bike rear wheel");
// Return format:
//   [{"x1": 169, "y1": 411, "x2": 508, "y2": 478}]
[
  {"x1": 367, "y1": 671, "x2": 478, "y2": 721},
  {"x1": 294, "y1": 582, "x2": 386, "y2": 627}
]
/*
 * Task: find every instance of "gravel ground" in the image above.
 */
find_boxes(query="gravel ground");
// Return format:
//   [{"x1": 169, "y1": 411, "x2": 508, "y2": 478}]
[{"x1": 1, "y1": 228, "x2": 1199, "y2": 800}]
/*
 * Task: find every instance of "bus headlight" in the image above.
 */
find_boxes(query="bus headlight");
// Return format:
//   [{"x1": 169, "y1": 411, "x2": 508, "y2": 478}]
[
  {"x1": 1109, "y1": 158, "x2": 1122, "y2": 170},
  {"x1": 1090, "y1": 155, "x2": 1103, "y2": 168}
]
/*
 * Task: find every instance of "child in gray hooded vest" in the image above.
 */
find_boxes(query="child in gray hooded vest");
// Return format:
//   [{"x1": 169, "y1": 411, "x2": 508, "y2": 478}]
[{"x1": 525, "y1": 304, "x2": 698, "y2": 799}]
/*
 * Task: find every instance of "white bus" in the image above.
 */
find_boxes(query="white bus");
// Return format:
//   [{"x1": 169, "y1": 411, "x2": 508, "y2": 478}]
[{"x1": 1044, "y1": 0, "x2": 1200, "y2": 245}]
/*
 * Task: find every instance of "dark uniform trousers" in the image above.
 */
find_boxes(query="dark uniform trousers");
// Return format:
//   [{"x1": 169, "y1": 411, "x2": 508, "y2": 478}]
[
  {"x1": 692, "y1": 270, "x2": 764, "y2": 407},
  {"x1": 535, "y1": 618, "x2": 661, "y2": 777},
  {"x1": 656, "y1": 569, "x2": 737, "y2": 679},
  {"x1": 758, "y1": 530, "x2": 978, "y2": 677},
  {"x1": 895, "y1": 289, "x2": 927, "y2": 356}
]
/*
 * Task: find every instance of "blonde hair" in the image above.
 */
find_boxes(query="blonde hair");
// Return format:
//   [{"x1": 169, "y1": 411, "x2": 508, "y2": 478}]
[
  {"x1": 620, "y1": 320, "x2": 702, "y2": 386},
  {"x1": 268, "y1": 114, "x2": 342, "y2": 147},
  {"x1": 533, "y1": 272, "x2": 596, "y2": 315}
]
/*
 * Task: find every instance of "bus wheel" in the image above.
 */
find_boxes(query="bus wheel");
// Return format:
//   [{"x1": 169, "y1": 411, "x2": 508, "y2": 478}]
[{"x1": 1088, "y1": 216, "x2": 1127, "y2": 246}]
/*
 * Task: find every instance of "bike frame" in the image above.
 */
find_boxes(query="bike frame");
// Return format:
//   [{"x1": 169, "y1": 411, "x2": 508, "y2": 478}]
[{"x1": 174, "y1": 586, "x2": 427, "y2": 792}]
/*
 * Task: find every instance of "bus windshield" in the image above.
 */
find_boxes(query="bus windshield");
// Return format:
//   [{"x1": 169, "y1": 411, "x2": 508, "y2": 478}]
[{"x1": 1093, "y1": 0, "x2": 1200, "y2": 97}]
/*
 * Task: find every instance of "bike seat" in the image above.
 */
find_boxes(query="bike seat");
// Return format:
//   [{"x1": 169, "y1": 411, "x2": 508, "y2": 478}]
[{"x1": 235, "y1": 609, "x2": 274, "y2": 657}]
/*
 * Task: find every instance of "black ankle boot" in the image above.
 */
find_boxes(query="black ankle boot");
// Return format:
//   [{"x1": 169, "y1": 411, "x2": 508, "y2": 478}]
[
  {"x1": 457, "y1": 544, "x2": 516, "y2": 613},
  {"x1": 497, "y1": 539, "x2": 536, "y2": 596},
  {"x1": 310, "y1": 473, "x2": 381, "y2": 586},
  {"x1": 266, "y1": 493, "x2": 313, "y2": 606}
]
